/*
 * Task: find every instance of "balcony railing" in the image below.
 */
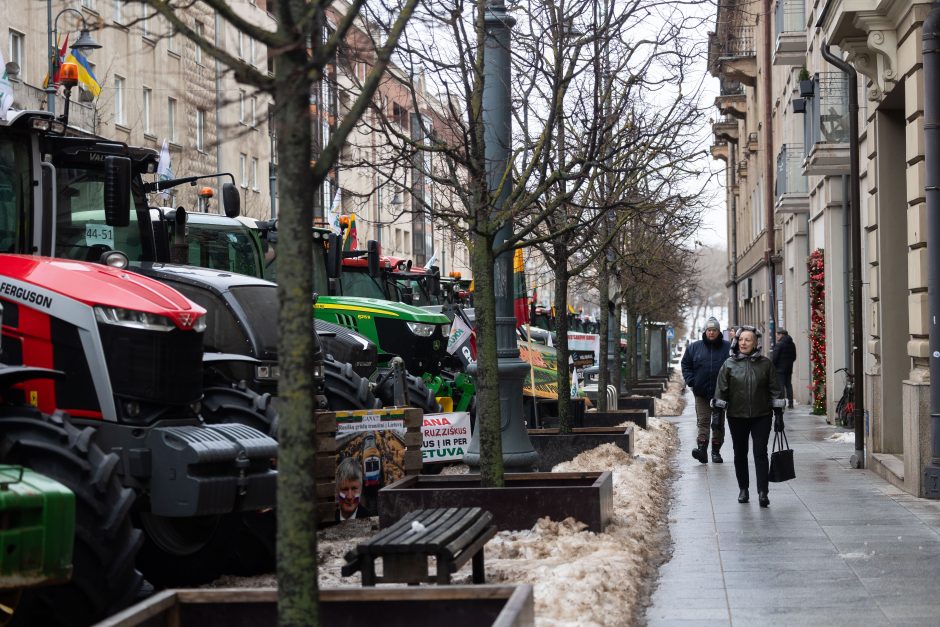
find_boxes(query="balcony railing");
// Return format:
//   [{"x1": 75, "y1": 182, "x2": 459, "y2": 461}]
[
  {"x1": 723, "y1": 26, "x2": 756, "y2": 58},
  {"x1": 776, "y1": 144, "x2": 807, "y2": 198},
  {"x1": 775, "y1": 0, "x2": 806, "y2": 36},
  {"x1": 804, "y1": 72, "x2": 850, "y2": 152}
]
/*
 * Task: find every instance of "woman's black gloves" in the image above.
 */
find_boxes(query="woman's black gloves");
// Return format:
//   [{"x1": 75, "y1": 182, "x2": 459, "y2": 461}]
[{"x1": 773, "y1": 407, "x2": 785, "y2": 432}]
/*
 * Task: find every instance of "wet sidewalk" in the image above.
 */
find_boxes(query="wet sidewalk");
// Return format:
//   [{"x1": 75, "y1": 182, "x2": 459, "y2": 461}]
[{"x1": 647, "y1": 389, "x2": 940, "y2": 626}]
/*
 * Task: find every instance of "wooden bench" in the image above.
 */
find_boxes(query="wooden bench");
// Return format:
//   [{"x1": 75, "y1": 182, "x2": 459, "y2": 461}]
[{"x1": 342, "y1": 507, "x2": 497, "y2": 586}]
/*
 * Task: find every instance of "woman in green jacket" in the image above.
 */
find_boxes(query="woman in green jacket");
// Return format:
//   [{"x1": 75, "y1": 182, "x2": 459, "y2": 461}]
[{"x1": 712, "y1": 326, "x2": 786, "y2": 507}]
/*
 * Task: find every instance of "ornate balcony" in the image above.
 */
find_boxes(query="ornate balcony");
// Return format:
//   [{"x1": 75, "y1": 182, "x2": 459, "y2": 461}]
[
  {"x1": 802, "y1": 72, "x2": 850, "y2": 176},
  {"x1": 713, "y1": 116, "x2": 739, "y2": 143},
  {"x1": 773, "y1": 0, "x2": 807, "y2": 67},
  {"x1": 708, "y1": 26, "x2": 757, "y2": 86},
  {"x1": 711, "y1": 140, "x2": 731, "y2": 163},
  {"x1": 775, "y1": 144, "x2": 809, "y2": 213},
  {"x1": 715, "y1": 79, "x2": 746, "y2": 119}
]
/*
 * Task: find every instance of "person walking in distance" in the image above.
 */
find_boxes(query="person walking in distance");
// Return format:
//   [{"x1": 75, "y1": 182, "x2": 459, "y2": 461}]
[
  {"x1": 771, "y1": 328, "x2": 797, "y2": 408},
  {"x1": 681, "y1": 317, "x2": 731, "y2": 463},
  {"x1": 713, "y1": 326, "x2": 786, "y2": 507}
]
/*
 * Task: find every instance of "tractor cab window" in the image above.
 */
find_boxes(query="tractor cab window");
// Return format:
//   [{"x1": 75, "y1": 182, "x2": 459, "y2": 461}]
[
  {"x1": 341, "y1": 271, "x2": 386, "y2": 300},
  {"x1": 54, "y1": 167, "x2": 144, "y2": 262},
  {"x1": 0, "y1": 137, "x2": 32, "y2": 254},
  {"x1": 174, "y1": 221, "x2": 263, "y2": 279}
]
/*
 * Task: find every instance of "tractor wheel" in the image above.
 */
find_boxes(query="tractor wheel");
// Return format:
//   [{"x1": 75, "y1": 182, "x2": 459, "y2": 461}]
[
  {"x1": 135, "y1": 509, "x2": 276, "y2": 587},
  {"x1": 375, "y1": 370, "x2": 443, "y2": 414},
  {"x1": 200, "y1": 382, "x2": 278, "y2": 436},
  {"x1": 0, "y1": 409, "x2": 143, "y2": 627},
  {"x1": 324, "y1": 355, "x2": 382, "y2": 410}
]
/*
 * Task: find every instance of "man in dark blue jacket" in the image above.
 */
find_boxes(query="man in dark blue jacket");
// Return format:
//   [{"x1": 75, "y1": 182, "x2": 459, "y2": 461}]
[{"x1": 681, "y1": 317, "x2": 732, "y2": 463}]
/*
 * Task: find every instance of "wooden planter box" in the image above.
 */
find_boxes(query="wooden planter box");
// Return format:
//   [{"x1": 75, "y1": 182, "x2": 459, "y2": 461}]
[
  {"x1": 95, "y1": 586, "x2": 534, "y2": 627},
  {"x1": 527, "y1": 426, "x2": 635, "y2": 472},
  {"x1": 618, "y1": 396, "x2": 656, "y2": 417},
  {"x1": 541, "y1": 410, "x2": 647, "y2": 430},
  {"x1": 379, "y1": 472, "x2": 613, "y2": 532}
]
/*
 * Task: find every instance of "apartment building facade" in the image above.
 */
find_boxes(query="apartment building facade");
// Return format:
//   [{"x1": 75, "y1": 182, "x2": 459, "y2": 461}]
[{"x1": 711, "y1": 0, "x2": 936, "y2": 496}]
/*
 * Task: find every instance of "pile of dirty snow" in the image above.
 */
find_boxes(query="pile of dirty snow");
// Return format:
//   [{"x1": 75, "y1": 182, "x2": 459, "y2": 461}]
[
  {"x1": 206, "y1": 384, "x2": 684, "y2": 627},
  {"x1": 654, "y1": 374, "x2": 687, "y2": 417}
]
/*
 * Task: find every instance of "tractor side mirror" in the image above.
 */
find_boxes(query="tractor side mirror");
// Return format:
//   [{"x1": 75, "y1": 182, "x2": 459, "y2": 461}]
[
  {"x1": 222, "y1": 182, "x2": 241, "y2": 218},
  {"x1": 428, "y1": 266, "x2": 441, "y2": 296},
  {"x1": 326, "y1": 233, "x2": 343, "y2": 279},
  {"x1": 367, "y1": 240, "x2": 380, "y2": 278},
  {"x1": 103, "y1": 156, "x2": 131, "y2": 227}
]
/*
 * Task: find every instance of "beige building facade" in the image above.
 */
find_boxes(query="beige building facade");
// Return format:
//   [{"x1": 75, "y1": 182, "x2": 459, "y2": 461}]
[{"x1": 711, "y1": 0, "x2": 936, "y2": 496}]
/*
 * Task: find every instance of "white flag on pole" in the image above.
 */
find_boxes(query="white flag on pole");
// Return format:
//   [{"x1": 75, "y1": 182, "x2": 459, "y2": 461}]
[
  {"x1": 0, "y1": 49, "x2": 14, "y2": 118},
  {"x1": 446, "y1": 313, "x2": 474, "y2": 355},
  {"x1": 156, "y1": 139, "x2": 173, "y2": 199},
  {"x1": 570, "y1": 366, "x2": 579, "y2": 397},
  {"x1": 326, "y1": 188, "x2": 342, "y2": 235}
]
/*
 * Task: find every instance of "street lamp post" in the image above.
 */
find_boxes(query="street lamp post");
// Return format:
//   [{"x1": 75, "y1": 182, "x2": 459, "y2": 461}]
[
  {"x1": 463, "y1": 0, "x2": 538, "y2": 471},
  {"x1": 46, "y1": 4, "x2": 101, "y2": 116}
]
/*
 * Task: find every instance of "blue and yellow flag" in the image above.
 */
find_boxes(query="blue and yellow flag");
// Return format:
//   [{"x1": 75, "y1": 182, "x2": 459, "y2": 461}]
[{"x1": 64, "y1": 49, "x2": 101, "y2": 97}]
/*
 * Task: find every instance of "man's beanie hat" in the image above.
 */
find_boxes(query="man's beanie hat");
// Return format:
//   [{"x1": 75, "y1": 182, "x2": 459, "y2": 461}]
[{"x1": 705, "y1": 317, "x2": 720, "y2": 331}]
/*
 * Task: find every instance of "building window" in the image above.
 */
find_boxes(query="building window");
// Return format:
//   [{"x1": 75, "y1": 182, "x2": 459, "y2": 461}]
[
  {"x1": 251, "y1": 96, "x2": 257, "y2": 127},
  {"x1": 114, "y1": 75, "x2": 126, "y2": 125},
  {"x1": 194, "y1": 22, "x2": 204, "y2": 65},
  {"x1": 140, "y1": 3, "x2": 149, "y2": 37},
  {"x1": 250, "y1": 37, "x2": 257, "y2": 66},
  {"x1": 240, "y1": 154, "x2": 248, "y2": 188},
  {"x1": 81, "y1": 0, "x2": 95, "y2": 9},
  {"x1": 8, "y1": 30, "x2": 25, "y2": 82},
  {"x1": 166, "y1": 19, "x2": 177, "y2": 54},
  {"x1": 196, "y1": 108, "x2": 205, "y2": 151},
  {"x1": 251, "y1": 157, "x2": 259, "y2": 191},
  {"x1": 112, "y1": 0, "x2": 123, "y2": 23},
  {"x1": 167, "y1": 97, "x2": 177, "y2": 142},
  {"x1": 394, "y1": 228, "x2": 402, "y2": 252},
  {"x1": 238, "y1": 90, "x2": 245, "y2": 124},
  {"x1": 237, "y1": 31, "x2": 244, "y2": 59},
  {"x1": 142, "y1": 87, "x2": 152, "y2": 134}
]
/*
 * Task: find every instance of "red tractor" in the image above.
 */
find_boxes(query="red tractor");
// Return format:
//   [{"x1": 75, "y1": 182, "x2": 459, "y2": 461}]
[{"x1": 1, "y1": 107, "x2": 278, "y2": 620}]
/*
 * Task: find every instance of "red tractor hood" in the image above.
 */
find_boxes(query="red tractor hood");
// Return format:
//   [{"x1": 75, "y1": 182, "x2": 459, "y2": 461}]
[{"x1": 0, "y1": 255, "x2": 205, "y2": 330}]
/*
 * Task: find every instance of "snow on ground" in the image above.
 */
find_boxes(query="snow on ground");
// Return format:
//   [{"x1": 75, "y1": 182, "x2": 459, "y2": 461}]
[
  {"x1": 209, "y1": 377, "x2": 682, "y2": 627},
  {"x1": 826, "y1": 431, "x2": 855, "y2": 444}
]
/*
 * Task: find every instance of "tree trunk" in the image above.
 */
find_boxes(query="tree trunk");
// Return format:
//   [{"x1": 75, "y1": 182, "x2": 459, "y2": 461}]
[
  {"x1": 471, "y1": 228, "x2": 504, "y2": 487},
  {"x1": 274, "y1": 5, "x2": 319, "y2": 624},
  {"x1": 553, "y1": 247, "x2": 572, "y2": 433},
  {"x1": 597, "y1": 256, "x2": 609, "y2": 411},
  {"x1": 612, "y1": 293, "x2": 623, "y2": 396},
  {"x1": 625, "y1": 305, "x2": 636, "y2": 387}
]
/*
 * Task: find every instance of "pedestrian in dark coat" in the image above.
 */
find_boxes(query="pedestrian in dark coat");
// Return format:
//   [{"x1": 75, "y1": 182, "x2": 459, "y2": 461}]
[
  {"x1": 714, "y1": 326, "x2": 786, "y2": 508},
  {"x1": 681, "y1": 317, "x2": 732, "y2": 464},
  {"x1": 771, "y1": 328, "x2": 797, "y2": 408}
]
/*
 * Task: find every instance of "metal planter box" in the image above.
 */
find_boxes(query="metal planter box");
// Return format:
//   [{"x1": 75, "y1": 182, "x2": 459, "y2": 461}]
[
  {"x1": 379, "y1": 471, "x2": 613, "y2": 532},
  {"x1": 96, "y1": 586, "x2": 535, "y2": 627}
]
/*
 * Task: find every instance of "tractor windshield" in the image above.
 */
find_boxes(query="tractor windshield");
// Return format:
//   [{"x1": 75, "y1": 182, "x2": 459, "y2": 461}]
[
  {"x1": 54, "y1": 167, "x2": 145, "y2": 262},
  {"x1": 341, "y1": 271, "x2": 386, "y2": 300},
  {"x1": 0, "y1": 136, "x2": 31, "y2": 253},
  {"x1": 174, "y1": 221, "x2": 264, "y2": 278}
]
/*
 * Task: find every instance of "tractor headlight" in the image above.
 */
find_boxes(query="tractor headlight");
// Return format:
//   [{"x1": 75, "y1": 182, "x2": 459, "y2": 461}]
[
  {"x1": 192, "y1": 317, "x2": 207, "y2": 332},
  {"x1": 407, "y1": 322, "x2": 436, "y2": 337},
  {"x1": 95, "y1": 306, "x2": 176, "y2": 332},
  {"x1": 312, "y1": 363, "x2": 325, "y2": 380}
]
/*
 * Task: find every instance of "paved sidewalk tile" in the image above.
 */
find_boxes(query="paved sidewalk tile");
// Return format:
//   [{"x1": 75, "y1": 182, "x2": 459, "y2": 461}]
[{"x1": 645, "y1": 387, "x2": 940, "y2": 626}]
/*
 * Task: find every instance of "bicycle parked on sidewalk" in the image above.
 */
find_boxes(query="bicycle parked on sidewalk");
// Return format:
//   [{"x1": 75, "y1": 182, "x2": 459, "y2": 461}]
[{"x1": 834, "y1": 367, "x2": 854, "y2": 428}]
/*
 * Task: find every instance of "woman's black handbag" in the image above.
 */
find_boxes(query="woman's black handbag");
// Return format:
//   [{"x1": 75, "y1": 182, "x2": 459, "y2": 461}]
[{"x1": 769, "y1": 430, "x2": 795, "y2": 482}]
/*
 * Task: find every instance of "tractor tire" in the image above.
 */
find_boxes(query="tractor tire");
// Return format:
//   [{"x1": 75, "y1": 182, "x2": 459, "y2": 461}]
[
  {"x1": 200, "y1": 382, "x2": 278, "y2": 436},
  {"x1": 324, "y1": 355, "x2": 382, "y2": 410},
  {"x1": 143, "y1": 384, "x2": 278, "y2": 586},
  {"x1": 375, "y1": 370, "x2": 443, "y2": 414},
  {"x1": 0, "y1": 409, "x2": 143, "y2": 627},
  {"x1": 135, "y1": 510, "x2": 276, "y2": 587}
]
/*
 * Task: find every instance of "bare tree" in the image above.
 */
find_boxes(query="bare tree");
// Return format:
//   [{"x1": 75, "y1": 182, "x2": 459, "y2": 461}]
[{"x1": 134, "y1": 0, "x2": 419, "y2": 623}]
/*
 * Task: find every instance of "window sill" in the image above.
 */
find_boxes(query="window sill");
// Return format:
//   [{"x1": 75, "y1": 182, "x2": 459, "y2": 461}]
[
  {"x1": 144, "y1": 132, "x2": 157, "y2": 142},
  {"x1": 142, "y1": 35, "x2": 156, "y2": 47},
  {"x1": 167, "y1": 50, "x2": 181, "y2": 59},
  {"x1": 114, "y1": 123, "x2": 131, "y2": 133}
]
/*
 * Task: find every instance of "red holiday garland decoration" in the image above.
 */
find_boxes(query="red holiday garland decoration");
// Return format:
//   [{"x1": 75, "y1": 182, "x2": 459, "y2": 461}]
[{"x1": 808, "y1": 249, "x2": 826, "y2": 414}]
